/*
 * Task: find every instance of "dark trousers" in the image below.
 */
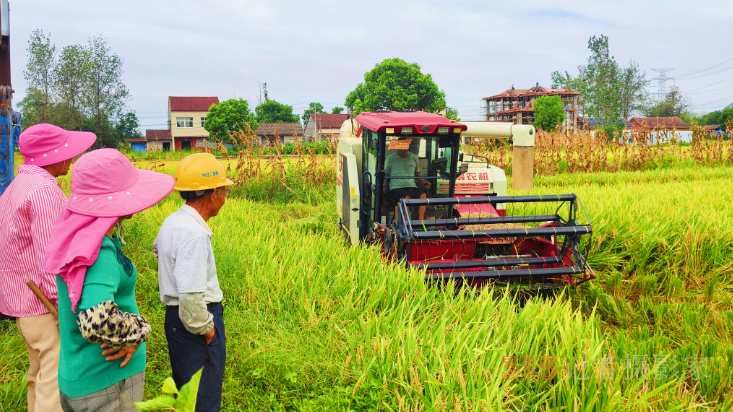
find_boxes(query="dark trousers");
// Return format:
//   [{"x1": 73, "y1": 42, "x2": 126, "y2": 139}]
[{"x1": 165, "y1": 303, "x2": 226, "y2": 412}]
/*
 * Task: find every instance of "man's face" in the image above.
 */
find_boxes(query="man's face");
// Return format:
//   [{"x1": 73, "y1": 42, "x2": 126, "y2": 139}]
[
  {"x1": 397, "y1": 149, "x2": 409, "y2": 158},
  {"x1": 209, "y1": 187, "x2": 228, "y2": 217}
]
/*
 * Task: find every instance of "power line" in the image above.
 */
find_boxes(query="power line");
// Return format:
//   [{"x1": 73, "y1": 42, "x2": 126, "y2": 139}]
[
  {"x1": 677, "y1": 66, "x2": 733, "y2": 81},
  {"x1": 685, "y1": 78, "x2": 733, "y2": 92},
  {"x1": 687, "y1": 84, "x2": 733, "y2": 95},
  {"x1": 676, "y1": 57, "x2": 733, "y2": 79}
]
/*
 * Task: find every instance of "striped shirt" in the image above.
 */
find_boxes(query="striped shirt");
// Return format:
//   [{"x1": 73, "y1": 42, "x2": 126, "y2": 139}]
[{"x1": 0, "y1": 165, "x2": 67, "y2": 317}]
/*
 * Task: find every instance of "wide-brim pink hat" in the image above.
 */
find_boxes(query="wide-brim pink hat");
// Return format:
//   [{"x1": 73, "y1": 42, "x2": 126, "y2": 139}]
[
  {"x1": 20, "y1": 123, "x2": 96, "y2": 167},
  {"x1": 67, "y1": 149, "x2": 175, "y2": 217}
]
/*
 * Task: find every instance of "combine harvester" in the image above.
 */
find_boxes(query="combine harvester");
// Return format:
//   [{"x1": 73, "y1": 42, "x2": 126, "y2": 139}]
[{"x1": 336, "y1": 111, "x2": 594, "y2": 288}]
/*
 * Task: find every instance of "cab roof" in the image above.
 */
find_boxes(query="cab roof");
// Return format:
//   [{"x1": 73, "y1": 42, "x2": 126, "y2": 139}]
[{"x1": 356, "y1": 111, "x2": 467, "y2": 134}]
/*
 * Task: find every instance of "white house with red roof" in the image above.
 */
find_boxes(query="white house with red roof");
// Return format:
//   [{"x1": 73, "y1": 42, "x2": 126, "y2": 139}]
[
  {"x1": 168, "y1": 96, "x2": 219, "y2": 150},
  {"x1": 304, "y1": 113, "x2": 349, "y2": 142},
  {"x1": 132, "y1": 96, "x2": 219, "y2": 152}
]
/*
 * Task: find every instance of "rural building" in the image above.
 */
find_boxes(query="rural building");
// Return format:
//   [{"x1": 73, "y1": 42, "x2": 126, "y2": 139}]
[
  {"x1": 704, "y1": 124, "x2": 722, "y2": 135},
  {"x1": 254, "y1": 123, "x2": 304, "y2": 146},
  {"x1": 304, "y1": 114, "x2": 349, "y2": 142},
  {"x1": 124, "y1": 130, "x2": 172, "y2": 152},
  {"x1": 630, "y1": 117, "x2": 692, "y2": 143},
  {"x1": 484, "y1": 85, "x2": 582, "y2": 132},
  {"x1": 168, "y1": 96, "x2": 219, "y2": 150},
  {"x1": 581, "y1": 118, "x2": 636, "y2": 140}
]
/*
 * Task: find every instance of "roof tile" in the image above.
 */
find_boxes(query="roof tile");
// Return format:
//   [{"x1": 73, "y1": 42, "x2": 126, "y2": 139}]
[
  {"x1": 255, "y1": 123, "x2": 304, "y2": 137},
  {"x1": 309, "y1": 114, "x2": 349, "y2": 129},
  {"x1": 169, "y1": 96, "x2": 220, "y2": 112}
]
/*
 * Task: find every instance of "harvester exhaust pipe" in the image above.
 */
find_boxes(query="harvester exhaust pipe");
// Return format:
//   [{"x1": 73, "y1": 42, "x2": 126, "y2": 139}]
[{"x1": 460, "y1": 122, "x2": 535, "y2": 191}]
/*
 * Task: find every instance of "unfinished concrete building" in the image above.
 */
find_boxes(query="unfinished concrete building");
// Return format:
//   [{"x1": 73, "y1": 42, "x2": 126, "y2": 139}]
[{"x1": 483, "y1": 85, "x2": 581, "y2": 132}]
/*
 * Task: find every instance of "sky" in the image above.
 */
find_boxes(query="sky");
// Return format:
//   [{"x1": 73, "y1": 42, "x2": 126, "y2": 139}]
[{"x1": 7, "y1": 0, "x2": 733, "y2": 133}]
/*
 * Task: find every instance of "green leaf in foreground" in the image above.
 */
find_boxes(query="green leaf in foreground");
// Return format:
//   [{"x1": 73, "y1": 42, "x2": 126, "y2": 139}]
[
  {"x1": 136, "y1": 369, "x2": 203, "y2": 412},
  {"x1": 134, "y1": 394, "x2": 177, "y2": 410}
]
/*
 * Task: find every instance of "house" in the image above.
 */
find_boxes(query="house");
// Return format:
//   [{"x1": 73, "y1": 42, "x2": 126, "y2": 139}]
[
  {"x1": 168, "y1": 96, "x2": 219, "y2": 150},
  {"x1": 703, "y1": 124, "x2": 722, "y2": 135},
  {"x1": 254, "y1": 123, "x2": 304, "y2": 146},
  {"x1": 124, "y1": 130, "x2": 172, "y2": 152},
  {"x1": 304, "y1": 114, "x2": 349, "y2": 142},
  {"x1": 483, "y1": 84, "x2": 582, "y2": 132},
  {"x1": 581, "y1": 118, "x2": 635, "y2": 140},
  {"x1": 630, "y1": 117, "x2": 692, "y2": 143}
]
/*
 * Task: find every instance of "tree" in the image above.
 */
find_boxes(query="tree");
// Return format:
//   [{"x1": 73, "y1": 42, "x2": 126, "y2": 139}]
[
  {"x1": 642, "y1": 87, "x2": 689, "y2": 118},
  {"x1": 204, "y1": 98, "x2": 259, "y2": 143},
  {"x1": 22, "y1": 30, "x2": 56, "y2": 123},
  {"x1": 345, "y1": 58, "x2": 446, "y2": 115},
  {"x1": 698, "y1": 107, "x2": 733, "y2": 131},
  {"x1": 115, "y1": 111, "x2": 141, "y2": 141},
  {"x1": 255, "y1": 100, "x2": 299, "y2": 123},
  {"x1": 533, "y1": 96, "x2": 566, "y2": 131},
  {"x1": 551, "y1": 35, "x2": 648, "y2": 138},
  {"x1": 331, "y1": 106, "x2": 344, "y2": 114},
  {"x1": 83, "y1": 36, "x2": 130, "y2": 147},
  {"x1": 19, "y1": 32, "x2": 132, "y2": 147},
  {"x1": 302, "y1": 102, "x2": 325, "y2": 127},
  {"x1": 445, "y1": 107, "x2": 460, "y2": 121},
  {"x1": 53, "y1": 44, "x2": 88, "y2": 130}
]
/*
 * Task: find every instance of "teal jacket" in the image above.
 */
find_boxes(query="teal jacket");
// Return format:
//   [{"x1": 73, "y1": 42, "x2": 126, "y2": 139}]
[{"x1": 56, "y1": 236, "x2": 146, "y2": 397}]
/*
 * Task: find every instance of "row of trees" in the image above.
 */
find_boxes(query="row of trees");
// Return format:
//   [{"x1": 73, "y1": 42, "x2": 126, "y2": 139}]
[
  {"x1": 204, "y1": 58, "x2": 455, "y2": 142},
  {"x1": 203, "y1": 95, "x2": 346, "y2": 142},
  {"x1": 19, "y1": 30, "x2": 137, "y2": 147},
  {"x1": 550, "y1": 35, "x2": 647, "y2": 135},
  {"x1": 543, "y1": 34, "x2": 727, "y2": 133}
]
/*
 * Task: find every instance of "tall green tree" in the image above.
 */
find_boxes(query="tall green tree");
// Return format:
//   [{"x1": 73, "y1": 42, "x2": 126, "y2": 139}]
[
  {"x1": 533, "y1": 96, "x2": 566, "y2": 131},
  {"x1": 302, "y1": 102, "x2": 325, "y2": 127},
  {"x1": 21, "y1": 30, "x2": 56, "y2": 123},
  {"x1": 115, "y1": 111, "x2": 141, "y2": 141},
  {"x1": 255, "y1": 100, "x2": 299, "y2": 123},
  {"x1": 52, "y1": 44, "x2": 88, "y2": 130},
  {"x1": 204, "y1": 98, "x2": 259, "y2": 143},
  {"x1": 551, "y1": 35, "x2": 647, "y2": 137},
  {"x1": 445, "y1": 107, "x2": 460, "y2": 121},
  {"x1": 345, "y1": 58, "x2": 446, "y2": 115},
  {"x1": 331, "y1": 106, "x2": 344, "y2": 114},
  {"x1": 18, "y1": 32, "x2": 132, "y2": 147},
  {"x1": 642, "y1": 87, "x2": 688, "y2": 118},
  {"x1": 83, "y1": 37, "x2": 129, "y2": 147}
]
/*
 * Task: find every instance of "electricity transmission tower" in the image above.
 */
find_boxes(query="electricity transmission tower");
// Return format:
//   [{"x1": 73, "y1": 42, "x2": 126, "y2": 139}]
[{"x1": 650, "y1": 68, "x2": 674, "y2": 100}]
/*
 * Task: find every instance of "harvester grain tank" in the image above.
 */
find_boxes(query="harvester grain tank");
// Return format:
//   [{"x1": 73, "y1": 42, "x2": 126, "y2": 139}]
[{"x1": 337, "y1": 111, "x2": 595, "y2": 287}]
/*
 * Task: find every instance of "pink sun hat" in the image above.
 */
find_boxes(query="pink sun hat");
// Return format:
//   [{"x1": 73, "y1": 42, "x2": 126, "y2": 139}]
[
  {"x1": 20, "y1": 123, "x2": 97, "y2": 167},
  {"x1": 67, "y1": 149, "x2": 175, "y2": 217}
]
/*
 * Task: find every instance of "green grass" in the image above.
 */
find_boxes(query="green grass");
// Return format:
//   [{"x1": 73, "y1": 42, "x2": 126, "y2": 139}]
[{"x1": 1, "y1": 161, "x2": 732, "y2": 411}]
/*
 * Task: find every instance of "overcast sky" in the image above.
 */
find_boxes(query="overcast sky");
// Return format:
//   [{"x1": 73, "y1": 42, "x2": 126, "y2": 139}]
[{"x1": 7, "y1": 0, "x2": 733, "y2": 132}]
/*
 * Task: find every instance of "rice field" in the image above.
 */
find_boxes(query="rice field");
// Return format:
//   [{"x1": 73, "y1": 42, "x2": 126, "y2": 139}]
[{"x1": 1, "y1": 158, "x2": 732, "y2": 411}]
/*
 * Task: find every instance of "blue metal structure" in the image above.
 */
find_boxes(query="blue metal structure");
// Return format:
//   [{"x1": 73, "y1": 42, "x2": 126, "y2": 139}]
[
  {"x1": 1, "y1": 0, "x2": 21, "y2": 195},
  {"x1": 1, "y1": 86, "x2": 21, "y2": 195}
]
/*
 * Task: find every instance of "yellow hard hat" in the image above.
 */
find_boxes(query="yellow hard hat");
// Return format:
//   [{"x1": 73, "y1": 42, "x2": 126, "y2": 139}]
[{"x1": 174, "y1": 153, "x2": 235, "y2": 192}]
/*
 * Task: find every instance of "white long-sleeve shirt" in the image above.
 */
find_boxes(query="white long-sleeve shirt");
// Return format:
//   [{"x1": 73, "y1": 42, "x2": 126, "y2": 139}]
[{"x1": 154, "y1": 204, "x2": 222, "y2": 334}]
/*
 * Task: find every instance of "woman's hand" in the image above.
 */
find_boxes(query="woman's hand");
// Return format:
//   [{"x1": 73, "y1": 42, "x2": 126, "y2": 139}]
[{"x1": 101, "y1": 343, "x2": 140, "y2": 368}]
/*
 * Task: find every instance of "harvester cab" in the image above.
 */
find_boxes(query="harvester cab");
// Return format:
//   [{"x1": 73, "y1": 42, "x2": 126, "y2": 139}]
[{"x1": 337, "y1": 111, "x2": 595, "y2": 287}]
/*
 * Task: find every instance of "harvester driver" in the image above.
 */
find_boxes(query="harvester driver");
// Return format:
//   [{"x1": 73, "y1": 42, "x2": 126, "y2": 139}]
[
  {"x1": 384, "y1": 140, "x2": 431, "y2": 221},
  {"x1": 154, "y1": 153, "x2": 234, "y2": 412}
]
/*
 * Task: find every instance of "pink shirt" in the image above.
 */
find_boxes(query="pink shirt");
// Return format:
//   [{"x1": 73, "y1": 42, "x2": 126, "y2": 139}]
[{"x1": 0, "y1": 165, "x2": 67, "y2": 317}]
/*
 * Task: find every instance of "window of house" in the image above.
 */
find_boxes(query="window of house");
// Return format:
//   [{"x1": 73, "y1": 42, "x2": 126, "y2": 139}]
[
  {"x1": 176, "y1": 117, "x2": 193, "y2": 128},
  {"x1": 200, "y1": 117, "x2": 206, "y2": 128}
]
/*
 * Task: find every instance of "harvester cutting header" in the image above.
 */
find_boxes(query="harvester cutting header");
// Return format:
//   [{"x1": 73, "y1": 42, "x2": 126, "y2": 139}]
[{"x1": 337, "y1": 111, "x2": 595, "y2": 287}]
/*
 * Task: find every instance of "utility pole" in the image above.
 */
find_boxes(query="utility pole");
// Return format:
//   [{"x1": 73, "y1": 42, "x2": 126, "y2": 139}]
[
  {"x1": 1, "y1": 0, "x2": 22, "y2": 195},
  {"x1": 650, "y1": 68, "x2": 674, "y2": 100}
]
